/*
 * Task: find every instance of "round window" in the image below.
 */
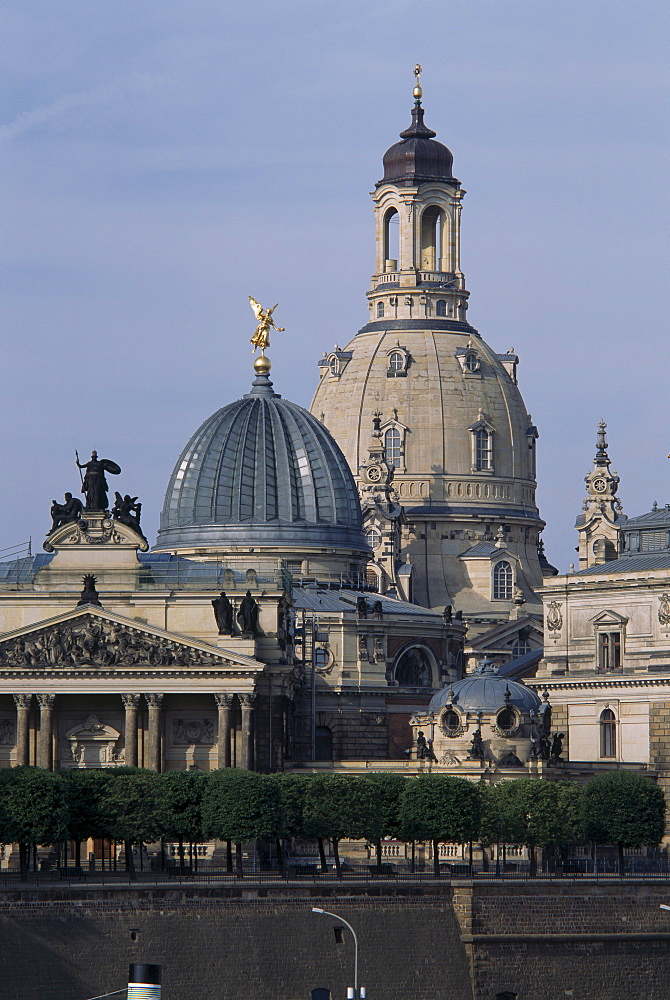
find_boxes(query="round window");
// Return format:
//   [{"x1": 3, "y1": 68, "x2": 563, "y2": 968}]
[
  {"x1": 496, "y1": 707, "x2": 517, "y2": 733},
  {"x1": 442, "y1": 709, "x2": 461, "y2": 735}
]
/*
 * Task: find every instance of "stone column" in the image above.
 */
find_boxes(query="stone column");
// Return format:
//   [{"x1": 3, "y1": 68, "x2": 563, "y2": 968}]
[
  {"x1": 144, "y1": 693, "x2": 164, "y2": 772},
  {"x1": 214, "y1": 693, "x2": 234, "y2": 769},
  {"x1": 121, "y1": 693, "x2": 141, "y2": 767},
  {"x1": 239, "y1": 693, "x2": 256, "y2": 771},
  {"x1": 13, "y1": 694, "x2": 32, "y2": 766},
  {"x1": 36, "y1": 694, "x2": 55, "y2": 770}
]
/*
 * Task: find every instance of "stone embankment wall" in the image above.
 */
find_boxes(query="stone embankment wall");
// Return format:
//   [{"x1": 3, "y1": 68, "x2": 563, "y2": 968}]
[{"x1": 0, "y1": 881, "x2": 669, "y2": 1000}]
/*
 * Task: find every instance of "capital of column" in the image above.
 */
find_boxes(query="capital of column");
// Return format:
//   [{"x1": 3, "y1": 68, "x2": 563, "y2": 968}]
[
  {"x1": 36, "y1": 693, "x2": 55, "y2": 709},
  {"x1": 144, "y1": 693, "x2": 164, "y2": 708},
  {"x1": 238, "y1": 693, "x2": 256, "y2": 710},
  {"x1": 215, "y1": 693, "x2": 235, "y2": 709},
  {"x1": 13, "y1": 694, "x2": 32, "y2": 709},
  {"x1": 122, "y1": 693, "x2": 141, "y2": 709}
]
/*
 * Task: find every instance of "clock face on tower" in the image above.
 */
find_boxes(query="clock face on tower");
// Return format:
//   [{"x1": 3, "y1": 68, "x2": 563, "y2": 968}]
[{"x1": 592, "y1": 478, "x2": 607, "y2": 493}]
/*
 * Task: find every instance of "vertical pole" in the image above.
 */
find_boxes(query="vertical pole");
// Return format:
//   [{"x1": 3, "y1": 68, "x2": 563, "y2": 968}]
[{"x1": 311, "y1": 617, "x2": 317, "y2": 761}]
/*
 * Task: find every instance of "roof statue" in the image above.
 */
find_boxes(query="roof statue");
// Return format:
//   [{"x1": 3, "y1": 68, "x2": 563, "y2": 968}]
[{"x1": 249, "y1": 297, "x2": 284, "y2": 354}]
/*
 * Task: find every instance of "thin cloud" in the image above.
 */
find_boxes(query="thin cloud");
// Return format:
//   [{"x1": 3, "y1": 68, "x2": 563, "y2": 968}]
[{"x1": 0, "y1": 72, "x2": 164, "y2": 142}]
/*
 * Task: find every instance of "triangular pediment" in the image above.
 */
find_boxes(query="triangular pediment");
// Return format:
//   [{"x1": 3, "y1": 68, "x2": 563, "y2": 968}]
[
  {"x1": 0, "y1": 606, "x2": 260, "y2": 671},
  {"x1": 589, "y1": 609, "x2": 629, "y2": 626}
]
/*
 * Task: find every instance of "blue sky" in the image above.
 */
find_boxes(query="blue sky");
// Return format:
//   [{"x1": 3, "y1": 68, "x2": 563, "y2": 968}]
[{"x1": 1, "y1": 0, "x2": 668, "y2": 571}]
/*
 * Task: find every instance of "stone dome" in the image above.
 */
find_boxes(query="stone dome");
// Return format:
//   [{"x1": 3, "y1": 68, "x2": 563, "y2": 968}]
[
  {"x1": 429, "y1": 660, "x2": 541, "y2": 715},
  {"x1": 155, "y1": 368, "x2": 368, "y2": 557},
  {"x1": 381, "y1": 104, "x2": 454, "y2": 185}
]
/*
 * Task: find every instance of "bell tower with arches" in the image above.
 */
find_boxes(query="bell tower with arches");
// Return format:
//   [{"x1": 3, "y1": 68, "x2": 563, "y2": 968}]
[
  {"x1": 369, "y1": 66, "x2": 468, "y2": 326},
  {"x1": 311, "y1": 70, "x2": 548, "y2": 627}
]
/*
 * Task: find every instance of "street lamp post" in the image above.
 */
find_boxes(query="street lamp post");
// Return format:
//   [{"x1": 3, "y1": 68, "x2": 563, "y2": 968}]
[{"x1": 312, "y1": 907, "x2": 363, "y2": 998}]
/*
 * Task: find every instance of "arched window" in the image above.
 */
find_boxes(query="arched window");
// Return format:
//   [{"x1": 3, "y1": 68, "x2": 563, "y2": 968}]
[
  {"x1": 600, "y1": 709, "x2": 616, "y2": 758},
  {"x1": 384, "y1": 427, "x2": 402, "y2": 466},
  {"x1": 493, "y1": 561, "x2": 513, "y2": 600},
  {"x1": 512, "y1": 638, "x2": 532, "y2": 657},
  {"x1": 377, "y1": 301, "x2": 385, "y2": 318},
  {"x1": 315, "y1": 726, "x2": 333, "y2": 760},
  {"x1": 329, "y1": 357, "x2": 339, "y2": 376},
  {"x1": 475, "y1": 429, "x2": 492, "y2": 470},
  {"x1": 436, "y1": 299, "x2": 447, "y2": 317},
  {"x1": 420, "y1": 206, "x2": 443, "y2": 270},
  {"x1": 384, "y1": 207, "x2": 399, "y2": 268},
  {"x1": 394, "y1": 647, "x2": 433, "y2": 686},
  {"x1": 389, "y1": 351, "x2": 404, "y2": 371},
  {"x1": 465, "y1": 352, "x2": 479, "y2": 373},
  {"x1": 365, "y1": 527, "x2": 381, "y2": 549}
]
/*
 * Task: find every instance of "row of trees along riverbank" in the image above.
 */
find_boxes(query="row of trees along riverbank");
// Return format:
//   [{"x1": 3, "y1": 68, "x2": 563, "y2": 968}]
[{"x1": 0, "y1": 767, "x2": 664, "y2": 878}]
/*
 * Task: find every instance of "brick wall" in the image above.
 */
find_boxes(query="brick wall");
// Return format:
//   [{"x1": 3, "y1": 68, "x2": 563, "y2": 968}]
[
  {"x1": 1, "y1": 881, "x2": 670, "y2": 1000},
  {"x1": 650, "y1": 700, "x2": 670, "y2": 837}
]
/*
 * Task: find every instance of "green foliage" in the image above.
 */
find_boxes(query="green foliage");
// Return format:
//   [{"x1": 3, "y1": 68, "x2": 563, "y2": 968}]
[
  {"x1": 583, "y1": 771, "x2": 666, "y2": 848},
  {"x1": 202, "y1": 770, "x2": 282, "y2": 843},
  {"x1": 366, "y1": 772, "x2": 407, "y2": 839},
  {"x1": 303, "y1": 774, "x2": 382, "y2": 843},
  {"x1": 400, "y1": 774, "x2": 480, "y2": 844},
  {"x1": 0, "y1": 767, "x2": 69, "y2": 846},
  {"x1": 275, "y1": 772, "x2": 316, "y2": 838},
  {"x1": 480, "y1": 779, "x2": 583, "y2": 848},
  {"x1": 102, "y1": 768, "x2": 169, "y2": 844},
  {"x1": 162, "y1": 769, "x2": 209, "y2": 843},
  {"x1": 64, "y1": 769, "x2": 114, "y2": 843}
]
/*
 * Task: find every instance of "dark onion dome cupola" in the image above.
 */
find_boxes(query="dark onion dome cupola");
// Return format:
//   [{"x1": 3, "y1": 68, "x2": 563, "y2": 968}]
[
  {"x1": 155, "y1": 354, "x2": 370, "y2": 578},
  {"x1": 381, "y1": 80, "x2": 455, "y2": 186}
]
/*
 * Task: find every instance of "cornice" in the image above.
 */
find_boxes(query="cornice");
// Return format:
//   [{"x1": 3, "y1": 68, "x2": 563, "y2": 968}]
[{"x1": 530, "y1": 675, "x2": 670, "y2": 692}]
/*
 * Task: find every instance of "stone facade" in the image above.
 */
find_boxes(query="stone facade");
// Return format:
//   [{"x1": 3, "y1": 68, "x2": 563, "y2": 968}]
[{"x1": 2, "y1": 882, "x2": 670, "y2": 1000}]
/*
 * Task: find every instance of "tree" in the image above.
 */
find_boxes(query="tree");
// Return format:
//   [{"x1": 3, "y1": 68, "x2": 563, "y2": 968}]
[
  {"x1": 303, "y1": 774, "x2": 381, "y2": 876},
  {"x1": 102, "y1": 768, "x2": 169, "y2": 879},
  {"x1": 366, "y1": 772, "x2": 407, "y2": 867},
  {"x1": 0, "y1": 768, "x2": 69, "y2": 877},
  {"x1": 481, "y1": 779, "x2": 583, "y2": 875},
  {"x1": 583, "y1": 771, "x2": 666, "y2": 874},
  {"x1": 163, "y1": 769, "x2": 209, "y2": 870},
  {"x1": 401, "y1": 774, "x2": 480, "y2": 877},
  {"x1": 202, "y1": 770, "x2": 282, "y2": 875},
  {"x1": 64, "y1": 768, "x2": 114, "y2": 868}
]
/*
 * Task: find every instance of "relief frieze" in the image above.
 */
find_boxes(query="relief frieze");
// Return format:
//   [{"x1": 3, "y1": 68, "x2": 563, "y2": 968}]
[
  {"x1": 0, "y1": 614, "x2": 222, "y2": 669},
  {"x1": 173, "y1": 718, "x2": 216, "y2": 745}
]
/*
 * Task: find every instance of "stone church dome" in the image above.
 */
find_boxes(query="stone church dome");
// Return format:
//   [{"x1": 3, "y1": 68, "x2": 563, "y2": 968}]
[
  {"x1": 310, "y1": 86, "x2": 546, "y2": 618},
  {"x1": 429, "y1": 660, "x2": 541, "y2": 715},
  {"x1": 155, "y1": 366, "x2": 368, "y2": 560}
]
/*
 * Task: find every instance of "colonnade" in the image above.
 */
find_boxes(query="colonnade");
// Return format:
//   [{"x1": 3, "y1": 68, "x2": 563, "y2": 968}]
[{"x1": 10, "y1": 691, "x2": 256, "y2": 772}]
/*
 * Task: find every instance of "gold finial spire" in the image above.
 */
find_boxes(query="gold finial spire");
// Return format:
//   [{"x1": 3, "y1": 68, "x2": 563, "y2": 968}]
[
  {"x1": 248, "y1": 296, "x2": 285, "y2": 373},
  {"x1": 413, "y1": 63, "x2": 423, "y2": 103}
]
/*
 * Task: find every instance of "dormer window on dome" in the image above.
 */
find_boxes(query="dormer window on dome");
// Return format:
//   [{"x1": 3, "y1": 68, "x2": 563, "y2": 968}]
[{"x1": 386, "y1": 345, "x2": 409, "y2": 377}]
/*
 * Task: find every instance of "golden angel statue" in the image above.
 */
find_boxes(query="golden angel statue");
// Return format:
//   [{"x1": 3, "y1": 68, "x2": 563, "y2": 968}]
[{"x1": 249, "y1": 296, "x2": 285, "y2": 353}]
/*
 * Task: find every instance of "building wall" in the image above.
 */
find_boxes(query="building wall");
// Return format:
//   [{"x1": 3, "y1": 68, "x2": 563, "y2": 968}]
[{"x1": 2, "y1": 882, "x2": 670, "y2": 1000}]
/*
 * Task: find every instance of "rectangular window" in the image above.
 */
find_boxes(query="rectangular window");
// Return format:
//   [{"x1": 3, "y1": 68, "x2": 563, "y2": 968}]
[
  {"x1": 475, "y1": 429, "x2": 492, "y2": 470},
  {"x1": 598, "y1": 631, "x2": 621, "y2": 671}
]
